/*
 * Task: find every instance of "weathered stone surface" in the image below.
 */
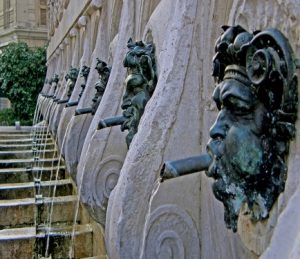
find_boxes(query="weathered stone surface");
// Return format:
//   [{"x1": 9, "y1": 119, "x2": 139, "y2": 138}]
[
  {"x1": 261, "y1": 180, "x2": 300, "y2": 259},
  {"x1": 76, "y1": 0, "x2": 128, "y2": 225},
  {"x1": 105, "y1": 0, "x2": 203, "y2": 257},
  {"x1": 63, "y1": 2, "x2": 109, "y2": 178}
]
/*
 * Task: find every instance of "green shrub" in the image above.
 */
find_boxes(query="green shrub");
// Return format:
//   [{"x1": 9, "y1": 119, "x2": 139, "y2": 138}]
[
  {"x1": 0, "y1": 108, "x2": 15, "y2": 126},
  {"x1": 0, "y1": 42, "x2": 46, "y2": 125}
]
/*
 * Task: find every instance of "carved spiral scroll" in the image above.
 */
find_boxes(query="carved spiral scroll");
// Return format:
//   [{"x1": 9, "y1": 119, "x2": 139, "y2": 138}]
[
  {"x1": 142, "y1": 204, "x2": 200, "y2": 259},
  {"x1": 93, "y1": 157, "x2": 122, "y2": 209},
  {"x1": 81, "y1": 155, "x2": 123, "y2": 225}
]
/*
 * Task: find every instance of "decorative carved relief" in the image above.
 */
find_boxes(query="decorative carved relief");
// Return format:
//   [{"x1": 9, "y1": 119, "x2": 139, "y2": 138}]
[
  {"x1": 141, "y1": 204, "x2": 200, "y2": 259},
  {"x1": 229, "y1": 0, "x2": 300, "y2": 52},
  {"x1": 54, "y1": 0, "x2": 60, "y2": 28},
  {"x1": 81, "y1": 155, "x2": 123, "y2": 225},
  {"x1": 58, "y1": 0, "x2": 64, "y2": 21},
  {"x1": 78, "y1": 16, "x2": 88, "y2": 28},
  {"x1": 63, "y1": 0, "x2": 69, "y2": 9},
  {"x1": 90, "y1": 0, "x2": 102, "y2": 10}
]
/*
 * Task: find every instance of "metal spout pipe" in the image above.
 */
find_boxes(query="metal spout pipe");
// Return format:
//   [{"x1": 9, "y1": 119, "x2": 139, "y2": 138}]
[
  {"x1": 57, "y1": 99, "x2": 69, "y2": 104},
  {"x1": 75, "y1": 107, "x2": 93, "y2": 116},
  {"x1": 97, "y1": 115, "x2": 126, "y2": 130},
  {"x1": 160, "y1": 153, "x2": 212, "y2": 181},
  {"x1": 66, "y1": 101, "x2": 78, "y2": 107}
]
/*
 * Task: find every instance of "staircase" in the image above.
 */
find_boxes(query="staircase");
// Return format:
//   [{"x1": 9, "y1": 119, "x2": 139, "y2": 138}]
[{"x1": 0, "y1": 126, "x2": 102, "y2": 259}]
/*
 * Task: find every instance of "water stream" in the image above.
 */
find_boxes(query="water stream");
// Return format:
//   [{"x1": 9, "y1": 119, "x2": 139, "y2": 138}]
[
  {"x1": 44, "y1": 119, "x2": 72, "y2": 257},
  {"x1": 68, "y1": 128, "x2": 97, "y2": 258},
  {"x1": 30, "y1": 96, "x2": 66, "y2": 257},
  {"x1": 140, "y1": 175, "x2": 161, "y2": 255}
]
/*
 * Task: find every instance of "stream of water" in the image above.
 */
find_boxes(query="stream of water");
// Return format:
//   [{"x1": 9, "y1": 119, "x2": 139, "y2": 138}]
[{"x1": 44, "y1": 118, "x2": 72, "y2": 257}]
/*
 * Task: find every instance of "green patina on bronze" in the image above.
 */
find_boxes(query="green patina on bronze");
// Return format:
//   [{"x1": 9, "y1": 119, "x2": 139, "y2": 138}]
[
  {"x1": 120, "y1": 38, "x2": 157, "y2": 147},
  {"x1": 97, "y1": 39, "x2": 157, "y2": 148},
  {"x1": 78, "y1": 65, "x2": 90, "y2": 101},
  {"x1": 161, "y1": 26, "x2": 298, "y2": 232},
  {"x1": 51, "y1": 73, "x2": 60, "y2": 95}
]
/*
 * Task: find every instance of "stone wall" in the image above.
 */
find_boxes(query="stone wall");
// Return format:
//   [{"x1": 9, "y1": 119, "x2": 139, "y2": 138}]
[{"x1": 39, "y1": 0, "x2": 300, "y2": 258}]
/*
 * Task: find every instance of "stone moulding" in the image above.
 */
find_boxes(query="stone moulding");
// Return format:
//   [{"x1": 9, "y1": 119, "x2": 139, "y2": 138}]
[
  {"x1": 161, "y1": 25, "x2": 298, "y2": 232},
  {"x1": 97, "y1": 38, "x2": 157, "y2": 148}
]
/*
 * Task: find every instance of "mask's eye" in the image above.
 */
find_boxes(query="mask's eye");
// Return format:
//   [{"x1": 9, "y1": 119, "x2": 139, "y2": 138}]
[{"x1": 223, "y1": 96, "x2": 253, "y2": 115}]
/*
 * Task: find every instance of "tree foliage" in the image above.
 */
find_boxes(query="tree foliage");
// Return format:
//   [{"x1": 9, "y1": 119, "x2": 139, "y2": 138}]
[{"x1": 0, "y1": 42, "x2": 46, "y2": 125}]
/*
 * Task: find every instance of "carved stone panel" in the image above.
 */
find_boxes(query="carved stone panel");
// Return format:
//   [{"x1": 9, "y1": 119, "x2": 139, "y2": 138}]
[{"x1": 141, "y1": 204, "x2": 200, "y2": 259}]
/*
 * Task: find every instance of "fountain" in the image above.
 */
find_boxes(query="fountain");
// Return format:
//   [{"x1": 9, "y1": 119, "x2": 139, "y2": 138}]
[{"x1": 3, "y1": 0, "x2": 300, "y2": 258}]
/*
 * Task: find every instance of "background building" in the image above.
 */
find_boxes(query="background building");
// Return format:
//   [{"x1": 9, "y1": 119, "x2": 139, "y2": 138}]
[{"x1": 0, "y1": 0, "x2": 48, "y2": 49}]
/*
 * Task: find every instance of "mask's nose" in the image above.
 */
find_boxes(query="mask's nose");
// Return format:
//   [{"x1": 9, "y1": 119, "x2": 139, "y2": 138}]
[{"x1": 209, "y1": 110, "x2": 229, "y2": 139}]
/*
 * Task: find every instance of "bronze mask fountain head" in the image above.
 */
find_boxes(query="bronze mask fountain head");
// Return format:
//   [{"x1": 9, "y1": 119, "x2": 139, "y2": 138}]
[
  {"x1": 80, "y1": 65, "x2": 90, "y2": 79},
  {"x1": 66, "y1": 67, "x2": 79, "y2": 98},
  {"x1": 121, "y1": 38, "x2": 157, "y2": 147},
  {"x1": 68, "y1": 67, "x2": 79, "y2": 82},
  {"x1": 91, "y1": 59, "x2": 111, "y2": 114},
  {"x1": 97, "y1": 39, "x2": 157, "y2": 148},
  {"x1": 207, "y1": 25, "x2": 298, "y2": 231},
  {"x1": 52, "y1": 74, "x2": 59, "y2": 84}
]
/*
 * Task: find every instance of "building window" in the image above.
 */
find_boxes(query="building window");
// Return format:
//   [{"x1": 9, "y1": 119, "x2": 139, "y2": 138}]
[
  {"x1": 39, "y1": 0, "x2": 47, "y2": 26},
  {"x1": 3, "y1": 0, "x2": 11, "y2": 29}
]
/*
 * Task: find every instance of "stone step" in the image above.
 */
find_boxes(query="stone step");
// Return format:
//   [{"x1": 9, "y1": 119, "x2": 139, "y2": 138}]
[
  {"x1": 0, "y1": 166, "x2": 65, "y2": 184},
  {"x1": 0, "y1": 133, "x2": 32, "y2": 138},
  {"x1": 0, "y1": 157, "x2": 59, "y2": 168},
  {"x1": 0, "y1": 137, "x2": 54, "y2": 145},
  {"x1": 0, "y1": 133, "x2": 51, "y2": 141},
  {"x1": 0, "y1": 224, "x2": 93, "y2": 259},
  {"x1": 0, "y1": 179, "x2": 73, "y2": 200},
  {"x1": 36, "y1": 224, "x2": 93, "y2": 258},
  {"x1": 0, "y1": 227, "x2": 35, "y2": 259},
  {"x1": 0, "y1": 149, "x2": 57, "y2": 159},
  {"x1": 0, "y1": 126, "x2": 32, "y2": 134},
  {"x1": 0, "y1": 143, "x2": 55, "y2": 151},
  {"x1": 0, "y1": 195, "x2": 79, "y2": 228}
]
